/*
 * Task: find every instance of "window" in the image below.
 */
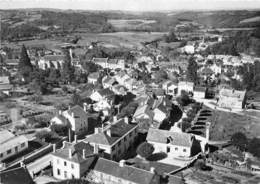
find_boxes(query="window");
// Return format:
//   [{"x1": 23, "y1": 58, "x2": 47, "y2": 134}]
[
  {"x1": 15, "y1": 146, "x2": 18, "y2": 152},
  {"x1": 72, "y1": 174, "x2": 75, "y2": 179},
  {"x1": 167, "y1": 146, "x2": 170, "y2": 153},
  {"x1": 175, "y1": 147, "x2": 178, "y2": 151},
  {"x1": 57, "y1": 169, "x2": 60, "y2": 175},
  {"x1": 118, "y1": 140, "x2": 121, "y2": 146},
  {"x1": 0, "y1": 153, "x2": 3, "y2": 158},
  {"x1": 64, "y1": 171, "x2": 67, "y2": 178},
  {"x1": 71, "y1": 163, "x2": 74, "y2": 169},
  {"x1": 112, "y1": 146, "x2": 115, "y2": 151},
  {"x1": 129, "y1": 132, "x2": 132, "y2": 137},
  {"x1": 21, "y1": 143, "x2": 25, "y2": 147},
  {"x1": 7, "y1": 149, "x2": 12, "y2": 154},
  {"x1": 124, "y1": 137, "x2": 127, "y2": 142},
  {"x1": 64, "y1": 161, "x2": 67, "y2": 166},
  {"x1": 183, "y1": 149, "x2": 186, "y2": 152}
]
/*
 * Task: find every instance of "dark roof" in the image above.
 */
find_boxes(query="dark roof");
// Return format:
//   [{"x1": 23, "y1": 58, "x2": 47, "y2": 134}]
[
  {"x1": 93, "y1": 158, "x2": 159, "y2": 184},
  {"x1": 194, "y1": 86, "x2": 206, "y2": 92},
  {"x1": 0, "y1": 167, "x2": 34, "y2": 184},
  {"x1": 84, "y1": 119, "x2": 137, "y2": 146},
  {"x1": 52, "y1": 141, "x2": 99, "y2": 163},
  {"x1": 67, "y1": 105, "x2": 89, "y2": 124},
  {"x1": 98, "y1": 88, "x2": 114, "y2": 97},
  {"x1": 92, "y1": 57, "x2": 108, "y2": 63}
]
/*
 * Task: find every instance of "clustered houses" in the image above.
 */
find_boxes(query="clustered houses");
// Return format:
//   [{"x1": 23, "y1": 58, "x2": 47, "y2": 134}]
[
  {"x1": 84, "y1": 117, "x2": 138, "y2": 161},
  {"x1": 0, "y1": 76, "x2": 13, "y2": 95},
  {"x1": 92, "y1": 57, "x2": 125, "y2": 70},
  {"x1": 0, "y1": 130, "x2": 28, "y2": 161}
]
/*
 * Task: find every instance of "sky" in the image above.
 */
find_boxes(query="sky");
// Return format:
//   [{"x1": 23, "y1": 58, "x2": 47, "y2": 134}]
[{"x1": 0, "y1": 0, "x2": 260, "y2": 11}]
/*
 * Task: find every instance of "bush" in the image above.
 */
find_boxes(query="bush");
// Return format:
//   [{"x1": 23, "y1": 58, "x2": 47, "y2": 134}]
[
  {"x1": 35, "y1": 130, "x2": 54, "y2": 142},
  {"x1": 231, "y1": 132, "x2": 248, "y2": 151},
  {"x1": 136, "y1": 142, "x2": 154, "y2": 159}
]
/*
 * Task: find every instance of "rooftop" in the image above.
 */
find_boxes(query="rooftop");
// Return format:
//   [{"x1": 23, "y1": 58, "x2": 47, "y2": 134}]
[
  {"x1": 84, "y1": 118, "x2": 137, "y2": 146},
  {"x1": 147, "y1": 128, "x2": 194, "y2": 147},
  {"x1": 0, "y1": 167, "x2": 34, "y2": 184},
  {"x1": 93, "y1": 158, "x2": 159, "y2": 184},
  {"x1": 219, "y1": 88, "x2": 246, "y2": 101}
]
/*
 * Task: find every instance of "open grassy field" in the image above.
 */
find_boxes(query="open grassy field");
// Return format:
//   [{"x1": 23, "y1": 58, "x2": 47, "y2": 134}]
[
  {"x1": 3, "y1": 32, "x2": 166, "y2": 50},
  {"x1": 210, "y1": 109, "x2": 260, "y2": 141},
  {"x1": 108, "y1": 19, "x2": 157, "y2": 28}
]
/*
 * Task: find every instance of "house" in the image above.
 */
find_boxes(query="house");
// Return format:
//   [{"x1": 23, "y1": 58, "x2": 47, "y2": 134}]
[
  {"x1": 178, "y1": 81, "x2": 194, "y2": 95},
  {"x1": 147, "y1": 128, "x2": 195, "y2": 158},
  {"x1": 92, "y1": 58, "x2": 125, "y2": 70},
  {"x1": 0, "y1": 166, "x2": 34, "y2": 184},
  {"x1": 0, "y1": 76, "x2": 13, "y2": 95},
  {"x1": 152, "y1": 98, "x2": 169, "y2": 124},
  {"x1": 162, "y1": 80, "x2": 178, "y2": 96},
  {"x1": 0, "y1": 130, "x2": 28, "y2": 161},
  {"x1": 218, "y1": 88, "x2": 246, "y2": 110},
  {"x1": 62, "y1": 105, "x2": 89, "y2": 135},
  {"x1": 193, "y1": 86, "x2": 206, "y2": 99},
  {"x1": 38, "y1": 55, "x2": 65, "y2": 70},
  {"x1": 84, "y1": 117, "x2": 138, "y2": 161},
  {"x1": 50, "y1": 111, "x2": 69, "y2": 126},
  {"x1": 181, "y1": 45, "x2": 195, "y2": 54},
  {"x1": 102, "y1": 76, "x2": 117, "y2": 89},
  {"x1": 52, "y1": 141, "x2": 102, "y2": 180},
  {"x1": 133, "y1": 105, "x2": 154, "y2": 123},
  {"x1": 112, "y1": 84, "x2": 127, "y2": 96},
  {"x1": 88, "y1": 72, "x2": 99, "y2": 84},
  {"x1": 91, "y1": 158, "x2": 160, "y2": 184},
  {"x1": 90, "y1": 88, "x2": 115, "y2": 102}
]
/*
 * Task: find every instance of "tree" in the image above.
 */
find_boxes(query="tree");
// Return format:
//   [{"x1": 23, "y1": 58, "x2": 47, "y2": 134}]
[
  {"x1": 61, "y1": 50, "x2": 75, "y2": 84},
  {"x1": 18, "y1": 45, "x2": 33, "y2": 82},
  {"x1": 70, "y1": 93, "x2": 82, "y2": 106},
  {"x1": 231, "y1": 132, "x2": 248, "y2": 151},
  {"x1": 186, "y1": 57, "x2": 198, "y2": 83},
  {"x1": 136, "y1": 142, "x2": 154, "y2": 159},
  {"x1": 248, "y1": 138, "x2": 260, "y2": 158},
  {"x1": 35, "y1": 130, "x2": 54, "y2": 142},
  {"x1": 194, "y1": 159, "x2": 207, "y2": 170}
]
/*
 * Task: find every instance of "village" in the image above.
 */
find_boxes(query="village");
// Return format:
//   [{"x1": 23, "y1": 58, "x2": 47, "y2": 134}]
[{"x1": 1, "y1": 7, "x2": 260, "y2": 184}]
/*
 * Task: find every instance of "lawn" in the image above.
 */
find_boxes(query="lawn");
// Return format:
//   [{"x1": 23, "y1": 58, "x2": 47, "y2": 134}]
[{"x1": 209, "y1": 109, "x2": 260, "y2": 141}]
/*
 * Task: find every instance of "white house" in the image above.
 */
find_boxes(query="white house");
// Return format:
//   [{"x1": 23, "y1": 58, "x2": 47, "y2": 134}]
[
  {"x1": 178, "y1": 81, "x2": 194, "y2": 95},
  {"x1": 62, "y1": 105, "x2": 89, "y2": 135},
  {"x1": 162, "y1": 80, "x2": 178, "y2": 96},
  {"x1": 90, "y1": 88, "x2": 114, "y2": 102},
  {"x1": 84, "y1": 117, "x2": 138, "y2": 161},
  {"x1": 218, "y1": 88, "x2": 246, "y2": 110},
  {"x1": 88, "y1": 72, "x2": 99, "y2": 84},
  {"x1": 0, "y1": 130, "x2": 28, "y2": 161},
  {"x1": 193, "y1": 87, "x2": 206, "y2": 99},
  {"x1": 0, "y1": 76, "x2": 13, "y2": 95},
  {"x1": 52, "y1": 141, "x2": 102, "y2": 180},
  {"x1": 92, "y1": 58, "x2": 125, "y2": 70},
  {"x1": 147, "y1": 128, "x2": 195, "y2": 158}
]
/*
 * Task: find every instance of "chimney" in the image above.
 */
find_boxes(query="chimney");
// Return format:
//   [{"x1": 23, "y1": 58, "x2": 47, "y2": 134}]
[
  {"x1": 68, "y1": 106, "x2": 71, "y2": 110},
  {"x1": 69, "y1": 149, "x2": 72, "y2": 159},
  {"x1": 124, "y1": 116, "x2": 129, "y2": 124},
  {"x1": 83, "y1": 103, "x2": 87, "y2": 112},
  {"x1": 74, "y1": 135, "x2": 77, "y2": 143},
  {"x1": 119, "y1": 160, "x2": 126, "y2": 167},
  {"x1": 94, "y1": 143, "x2": 99, "y2": 154},
  {"x1": 20, "y1": 161, "x2": 26, "y2": 168},
  {"x1": 113, "y1": 115, "x2": 117, "y2": 122},
  {"x1": 150, "y1": 167, "x2": 156, "y2": 174},
  {"x1": 68, "y1": 129, "x2": 72, "y2": 143},
  {"x1": 53, "y1": 144, "x2": 56, "y2": 153},
  {"x1": 58, "y1": 110, "x2": 62, "y2": 115},
  {"x1": 106, "y1": 128, "x2": 111, "y2": 137},
  {"x1": 71, "y1": 112, "x2": 75, "y2": 118},
  {"x1": 82, "y1": 149, "x2": 86, "y2": 159},
  {"x1": 94, "y1": 127, "x2": 100, "y2": 134}
]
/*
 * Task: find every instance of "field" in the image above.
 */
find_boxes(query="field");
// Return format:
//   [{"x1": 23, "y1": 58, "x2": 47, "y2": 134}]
[
  {"x1": 3, "y1": 32, "x2": 166, "y2": 50},
  {"x1": 240, "y1": 16, "x2": 260, "y2": 24},
  {"x1": 108, "y1": 19, "x2": 157, "y2": 28},
  {"x1": 210, "y1": 109, "x2": 260, "y2": 141}
]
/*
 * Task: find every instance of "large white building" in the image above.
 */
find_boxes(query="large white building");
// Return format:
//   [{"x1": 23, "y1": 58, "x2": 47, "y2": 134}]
[
  {"x1": 178, "y1": 81, "x2": 194, "y2": 95},
  {"x1": 84, "y1": 117, "x2": 138, "y2": 161},
  {"x1": 218, "y1": 88, "x2": 246, "y2": 110},
  {"x1": 0, "y1": 130, "x2": 28, "y2": 161},
  {"x1": 92, "y1": 58, "x2": 125, "y2": 70},
  {"x1": 147, "y1": 128, "x2": 195, "y2": 158},
  {"x1": 52, "y1": 141, "x2": 102, "y2": 180}
]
